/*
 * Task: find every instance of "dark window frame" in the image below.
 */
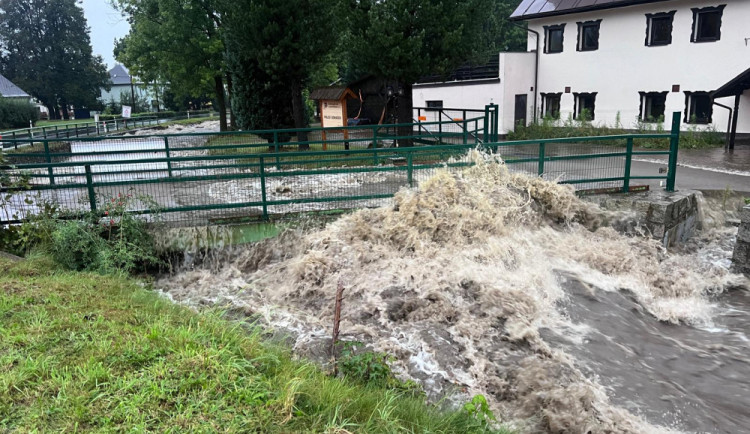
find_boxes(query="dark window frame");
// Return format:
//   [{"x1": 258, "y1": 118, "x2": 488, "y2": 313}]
[
  {"x1": 691, "y1": 5, "x2": 726, "y2": 43},
  {"x1": 573, "y1": 92, "x2": 597, "y2": 121},
  {"x1": 425, "y1": 100, "x2": 443, "y2": 111},
  {"x1": 684, "y1": 91, "x2": 714, "y2": 124},
  {"x1": 645, "y1": 11, "x2": 676, "y2": 46},
  {"x1": 544, "y1": 24, "x2": 566, "y2": 54},
  {"x1": 577, "y1": 19, "x2": 602, "y2": 52},
  {"x1": 638, "y1": 91, "x2": 668, "y2": 122},
  {"x1": 541, "y1": 92, "x2": 562, "y2": 119}
]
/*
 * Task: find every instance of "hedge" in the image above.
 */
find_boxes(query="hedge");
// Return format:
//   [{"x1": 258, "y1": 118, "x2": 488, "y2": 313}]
[{"x1": 0, "y1": 98, "x2": 39, "y2": 130}]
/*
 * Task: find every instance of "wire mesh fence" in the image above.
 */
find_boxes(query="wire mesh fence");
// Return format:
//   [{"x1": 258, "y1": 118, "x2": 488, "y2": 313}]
[{"x1": 1, "y1": 112, "x2": 679, "y2": 226}]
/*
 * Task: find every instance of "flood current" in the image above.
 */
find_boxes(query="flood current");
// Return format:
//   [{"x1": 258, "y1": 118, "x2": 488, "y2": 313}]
[{"x1": 157, "y1": 154, "x2": 749, "y2": 433}]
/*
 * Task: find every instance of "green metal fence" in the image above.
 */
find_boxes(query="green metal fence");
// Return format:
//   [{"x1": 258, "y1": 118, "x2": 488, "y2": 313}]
[
  {"x1": 1, "y1": 110, "x2": 680, "y2": 226},
  {"x1": 0, "y1": 110, "x2": 218, "y2": 148}
]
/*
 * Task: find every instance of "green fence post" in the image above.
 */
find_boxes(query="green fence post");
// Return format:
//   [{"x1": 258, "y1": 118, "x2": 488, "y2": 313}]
[
  {"x1": 372, "y1": 127, "x2": 379, "y2": 165},
  {"x1": 85, "y1": 165, "x2": 97, "y2": 212},
  {"x1": 407, "y1": 151, "x2": 414, "y2": 187},
  {"x1": 164, "y1": 136, "x2": 173, "y2": 177},
  {"x1": 43, "y1": 141, "x2": 54, "y2": 185},
  {"x1": 259, "y1": 156, "x2": 269, "y2": 221},
  {"x1": 438, "y1": 119, "x2": 443, "y2": 143},
  {"x1": 273, "y1": 131, "x2": 280, "y2": 170},
  {"x1": 42, "y1": 127, "x2": 46, "y2": 139},
  {"x1": 463, "y1": 120, "x2": 468, "y2": 145},
  {"x1": 484, "y1": 104, "x2": 490, "y2": 143},
  {"x1": 75, "y1": 124, "x2": 79, "y2": 138},
  {"x1": 623, "y1": 136, "x2": 633, "y2": 192},
  {"x1": 666, "y1": 111, "x2": 681, "y2": 192},
  {"x1": 538, "y1": 142, "x2": 545, "y2": 176}
]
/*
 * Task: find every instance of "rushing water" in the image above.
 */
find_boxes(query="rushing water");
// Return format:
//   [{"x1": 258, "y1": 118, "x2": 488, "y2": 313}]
[{"x1": 157, "y1": 154, "x2": 749, "y2": 433}]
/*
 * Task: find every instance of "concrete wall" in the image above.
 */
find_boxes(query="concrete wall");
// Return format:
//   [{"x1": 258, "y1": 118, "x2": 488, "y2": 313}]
[
  {"x1": 732, "y1": 205, "x2": 750, "y2": 276},
  {"x1": 526, "y1": 0, "x2": 750, "y2": 133},
  {"x1": 499, "y1": 52, "x2": 537, "y2": 133}
]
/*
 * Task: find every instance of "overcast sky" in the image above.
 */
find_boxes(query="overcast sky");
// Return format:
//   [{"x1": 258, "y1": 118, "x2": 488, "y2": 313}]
[{"x1": 81, "y1": 0, "x2": 131, "y2": 70}]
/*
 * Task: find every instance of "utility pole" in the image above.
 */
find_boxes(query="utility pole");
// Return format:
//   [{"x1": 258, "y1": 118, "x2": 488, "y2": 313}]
[{"x1": 130, "y1": 73, "x2": 136, "y2": 112}]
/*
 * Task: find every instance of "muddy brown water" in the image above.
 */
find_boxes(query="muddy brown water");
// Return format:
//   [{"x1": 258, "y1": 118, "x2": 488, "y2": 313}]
[{"x1": 547, "y1": 277, "x2": 750, "y2": 434}]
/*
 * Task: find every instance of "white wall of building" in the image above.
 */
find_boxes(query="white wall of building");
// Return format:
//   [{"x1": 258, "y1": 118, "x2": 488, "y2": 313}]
[
  {"x1": 412, "y1": 52, "x2": 537, "y2": 134},
  {"x1": 526, "y1": 0, "x2": 750, "y2": 133}
]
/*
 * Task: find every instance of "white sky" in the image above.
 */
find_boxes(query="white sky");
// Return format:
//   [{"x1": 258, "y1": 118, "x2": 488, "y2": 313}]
[{"x1": 81, "y1": 0, "x2": 131, "y2": 69}]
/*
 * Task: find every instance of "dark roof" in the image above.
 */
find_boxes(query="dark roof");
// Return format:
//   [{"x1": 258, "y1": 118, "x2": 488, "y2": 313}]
[
  {"x1": 0, "y1": 73, "x2": 30, "y2": 98},
  {"x1": 309, "y1": 86, "x2": 354, "y2": 101},
  {"x1": 510, "y1": 0, "x2": 670, "y2": 21},
  {"x1": 417, "y1": 57, "x2": 499, "y2": 84},
  {"x1": 109, "y1": 64, "x2": 132, "y2": 86},
  {"x1": 713, "y1": 68, "x2": 750, "y2": 99}
]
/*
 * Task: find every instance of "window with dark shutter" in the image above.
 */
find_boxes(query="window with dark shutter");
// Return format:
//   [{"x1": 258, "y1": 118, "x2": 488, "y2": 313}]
[
  {"x1": 691, "y1": 5, "x2": 726, "y2": 43},
  {"x1": 577, "y1": 20, "x2": 601, "y2": 51},
  {"x1": 646, "y1": 11, "x2": 676, "y2": 46},
  {"x1": 574, "y1": 93, "x2": 597, "y2": 121},
  {"x1": 639, "y1": 92, "x2": 668, "y2": 121},
  {"x1": 541, "y1": 93, "x2": 562, "y2": 119},
  {"x1": 684, "y1": 92, "x2": 713, "y2": 124},
  {"x1": 544, "y1": 24, "x2": 565, "y2": 53}
]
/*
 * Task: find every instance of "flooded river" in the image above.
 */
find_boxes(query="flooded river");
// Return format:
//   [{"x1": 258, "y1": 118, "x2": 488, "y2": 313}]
[{"x1": 157, "y1": 154, "x2": 748, "y2": 433}]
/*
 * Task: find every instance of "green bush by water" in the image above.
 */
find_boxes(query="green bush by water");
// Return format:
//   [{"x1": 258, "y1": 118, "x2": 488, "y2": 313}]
[{"x1": 508, "y1": 113, "x2": 724, "y2": 149}]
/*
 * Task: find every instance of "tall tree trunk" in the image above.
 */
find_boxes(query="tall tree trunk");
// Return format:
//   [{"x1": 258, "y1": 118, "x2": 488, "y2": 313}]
[
  {"x1": 397, "y1": 82, "x2": 414, "y2": 147},
  {"x1": 214, "y1": 75, "x2": 228, "y2": 132},
  {"x1": 46, "y1": 104, "x2": 56, "y2": 120},
  {"x1": 291, "y1": 80, "x2": 309, "y2": 150},
  {"x1": 226, "y1": 73, "x2": 237, "y2": 130},
  {"x1": 61, "y1": 100, "x2": 70, "y2": 120}
]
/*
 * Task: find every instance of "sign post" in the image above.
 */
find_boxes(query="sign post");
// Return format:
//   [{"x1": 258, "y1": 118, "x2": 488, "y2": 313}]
[
  {"x1": 310, "y1": 87, "x2": 357, "y2": 150},
  {"x1": 121, "y1": 105, "x2": 132, "y2": 128}
]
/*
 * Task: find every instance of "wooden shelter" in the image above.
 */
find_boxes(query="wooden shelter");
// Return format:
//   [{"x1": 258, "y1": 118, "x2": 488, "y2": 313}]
[{"x1": 310, "y1": 86, "x2": 357, "y2": 149}]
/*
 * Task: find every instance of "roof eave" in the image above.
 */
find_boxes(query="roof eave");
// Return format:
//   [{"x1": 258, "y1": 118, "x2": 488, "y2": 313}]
[{"x1": 510, "y1": 0, "x2": 670, "y2": 21}]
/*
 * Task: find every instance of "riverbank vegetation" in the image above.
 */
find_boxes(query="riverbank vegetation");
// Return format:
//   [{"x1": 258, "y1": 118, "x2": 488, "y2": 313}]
[{"x1": 0, "y1": 254, "x2": 509, "y2": 432}]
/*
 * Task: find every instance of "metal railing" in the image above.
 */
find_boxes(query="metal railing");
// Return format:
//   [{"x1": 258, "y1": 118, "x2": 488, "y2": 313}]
[
  {"x1": 1, "y1": 111, "x2": 681, "y2": 226},
  {"x1": 0, "y1": 110, "x2": 217, "y2": 148}
]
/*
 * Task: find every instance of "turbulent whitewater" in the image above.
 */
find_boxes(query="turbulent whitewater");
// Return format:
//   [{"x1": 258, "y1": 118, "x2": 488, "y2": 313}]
[{"x1": 157, "y1": 153, "x2": 748, "y2": 433}]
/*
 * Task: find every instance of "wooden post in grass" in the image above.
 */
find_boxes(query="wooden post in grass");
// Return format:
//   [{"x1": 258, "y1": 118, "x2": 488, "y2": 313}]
[{"x1": 331, "y1": 280, "x2": 345, "y2": 376}]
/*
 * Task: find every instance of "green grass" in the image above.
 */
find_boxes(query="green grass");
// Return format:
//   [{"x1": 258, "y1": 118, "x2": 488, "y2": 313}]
[
  {"x1": 0, "y1": 255, "x2": 509, "y2": 433},
  {"x1": 34, "y1": 119, "x2": 84, "y2": 127}
]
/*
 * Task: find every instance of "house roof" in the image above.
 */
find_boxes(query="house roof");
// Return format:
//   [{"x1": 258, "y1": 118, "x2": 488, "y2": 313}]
[
  {"x1": 109, "y1": 64, "x2": 132, "y2": 86},
  {"x1": 713, "y1": 68, "x2": 750, "y2": 99},
  {"x1": 0, "y1": 73, "x2": 30, "y2": 98},
  {"x1": 309, "y1": 86, "x2": 356, "y2": 101},
  {"x1": 510, "y1": 0, "x2": 670, "y2": 21}
]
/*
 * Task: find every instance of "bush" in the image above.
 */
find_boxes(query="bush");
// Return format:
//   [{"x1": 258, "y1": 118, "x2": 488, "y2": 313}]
[
  {"x1": 0, "y1": 97, "x2": 39, "y2": 129},
  {"x1": 508, "y1": 112, "x2": 724, "y2": 149}
]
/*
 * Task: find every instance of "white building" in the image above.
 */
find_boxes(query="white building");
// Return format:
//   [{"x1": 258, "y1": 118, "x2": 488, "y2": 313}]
[
  {"x1": 101, "y1": 64, "x2": 164, "y2": 111},
  {"x1": 413, "y1": 0, "x2": 750, "y2": 144}
]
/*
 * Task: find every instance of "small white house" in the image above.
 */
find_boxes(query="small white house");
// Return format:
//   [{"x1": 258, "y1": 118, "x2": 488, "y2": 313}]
[
  {"x1": 413, "y1": 0, "x2": 750, "y2": 143},
  {"x1": 101, "y1": 64, "x2": 164, "y2": 111}
]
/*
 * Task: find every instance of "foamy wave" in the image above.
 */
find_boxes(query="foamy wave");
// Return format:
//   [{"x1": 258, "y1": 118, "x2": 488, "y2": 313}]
[{"x1": 157, "y1": 155, "x2": 745, "y2": 433}]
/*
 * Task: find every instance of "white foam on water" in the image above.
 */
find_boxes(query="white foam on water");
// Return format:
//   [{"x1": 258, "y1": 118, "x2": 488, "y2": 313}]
[{"x1": 157, "y1": 152, "x2": 747, "y2": 433}]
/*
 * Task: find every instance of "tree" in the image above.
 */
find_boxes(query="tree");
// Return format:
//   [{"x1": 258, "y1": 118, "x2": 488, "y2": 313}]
[
  {"x1": 345, "y1": 0, "x2": 509, "y2": 144},
  {"x1": 0, "y1": 0, "x2": 110, "y2": 119},
  {"x1": 221, "y1": 0, "x2": 341, "y2": 148},
  {"x1": 113, "y1": 0, "x2": 229, "y2": 130}
]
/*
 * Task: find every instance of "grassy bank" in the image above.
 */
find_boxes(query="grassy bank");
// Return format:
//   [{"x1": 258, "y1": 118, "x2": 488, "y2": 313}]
[{"x1": 0, "y1": 255, "x2": 507, "y2": 433}]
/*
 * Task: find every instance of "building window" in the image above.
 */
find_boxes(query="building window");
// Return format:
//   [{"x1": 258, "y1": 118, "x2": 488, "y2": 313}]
[
  {"x1": 426, "y1": 100, "x2": 443, "y2": 110},
  {"x1": 645, "y1": 11, "x2": 676, "y2": 46},
  {"x1": 544, "y1": 24, "x2": 565, "y2": 53},
  {"x1": 639, "y1": 92, "x2": 667, "y2": 122},
  {"x1": 541, "y1": 93, "x2": 562, "y2": 119},
  {"x1": 691, "y1": 5, "x2": 725, "y2": 43},
  {"x1": 577, "y1": 20, "x2": 601, "y2": 51},
  {"x1": 574, "y1": 93, "x2": 596, "y2": 120},
  {"x1": 685, "y1": 92, "x2": 713, "y2": 124}
]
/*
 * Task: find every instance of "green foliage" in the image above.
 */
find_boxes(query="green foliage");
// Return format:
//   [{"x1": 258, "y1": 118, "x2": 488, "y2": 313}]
[
  {"x1": 0, "y1": 0, "x2": 109, "y2": 118},
  {"x1": 0, "y1": 153, "x2": 33, "y2": 255},
  {"x1": 113, "y1": 0, "x2": 228, "y2": 130},
  {"x1": 0, "y1": 97, "x2": 39, "y2": 129},
  {"x1": 509, "y1": 114, "x2": 724, "y2": 149},
  {"x1": 744, "y1": 197, "x2": 750, "y2": 205},
  {"x1": 0, "y1": 256, "x2": 512, "y2": 433},
  {"x1": 339, "y1": 341, "x2": 423, "y2": 395},
  {"x1": 464, "y1": 394, "x2": 498, "y2": 426}
]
